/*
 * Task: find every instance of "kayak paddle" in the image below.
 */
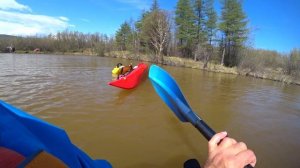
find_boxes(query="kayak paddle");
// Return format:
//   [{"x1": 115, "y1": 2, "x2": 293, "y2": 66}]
[
  {"x1": 148, "y1": 65, "x2": 254, "y2": 168},
  {"x1": 148, "y1": 65, "x2": 215, "y2": 140}
]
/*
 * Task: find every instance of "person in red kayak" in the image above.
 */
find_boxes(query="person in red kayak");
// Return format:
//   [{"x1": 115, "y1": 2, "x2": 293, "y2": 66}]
[
  {"x1": 115, "y1": 63, "x2": 133, "y2": 79},
  {"x1": 204, "y1": 131, "x2": 257, "y2": 168}
]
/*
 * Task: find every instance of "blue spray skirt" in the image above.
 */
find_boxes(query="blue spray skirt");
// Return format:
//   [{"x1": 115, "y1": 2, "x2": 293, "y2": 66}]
[{"x1": 0, "y1": 100, "x2": 112, "y2": 168}]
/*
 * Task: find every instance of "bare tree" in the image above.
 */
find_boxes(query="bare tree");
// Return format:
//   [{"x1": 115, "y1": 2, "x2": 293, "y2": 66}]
[{"x1": 143, "y1": 10, "x2": 170, "y2": 63}]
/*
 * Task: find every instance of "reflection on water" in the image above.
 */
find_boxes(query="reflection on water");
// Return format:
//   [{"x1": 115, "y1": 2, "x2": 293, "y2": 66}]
[{"x1": 0, "y1": 54, "x2": 300, "y2": 168}]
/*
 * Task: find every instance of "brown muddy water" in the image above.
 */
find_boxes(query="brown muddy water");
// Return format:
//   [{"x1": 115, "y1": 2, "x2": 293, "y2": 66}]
[{"x1": 0, "y1": 54, "x2": 300, "y2": 168}]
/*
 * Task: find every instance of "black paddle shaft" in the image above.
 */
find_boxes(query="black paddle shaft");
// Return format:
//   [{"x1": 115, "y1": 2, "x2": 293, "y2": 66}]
[{"x1": 195, "y1": 119, "x2": 216, "y2": 140}]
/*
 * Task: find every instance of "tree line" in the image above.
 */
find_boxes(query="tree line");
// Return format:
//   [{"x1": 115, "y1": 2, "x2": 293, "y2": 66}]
[{"x1": 0, "y1": 30, "x2": 114, "y2": 56}]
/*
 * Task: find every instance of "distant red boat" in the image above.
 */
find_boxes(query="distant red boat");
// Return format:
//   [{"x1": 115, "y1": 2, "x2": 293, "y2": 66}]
[{"x1": 108, "y1": 63, "x2": 148, "y2": 89}]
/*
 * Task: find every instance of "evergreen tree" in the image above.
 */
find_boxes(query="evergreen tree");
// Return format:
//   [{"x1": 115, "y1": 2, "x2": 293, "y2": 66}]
[
  {"x1": 202, "y1": 0, "x2": 217, "y2": 67},
  {"x1": 135, "y1": 10, "x2": 151, "y2": 52},
  {"x1": 175, "y1": 0, "x2": 197, "y2": 58},
  {"x1": 204, "y1": 0, "x2": 217, "y2": 46},
  {"x1": 194, "y1": 0, "x2": 206, "y2": 44},
  {"x1": 115, "y1": 22, "x2": 133, "y2": 51},
  {"x1": 192, "y1": 0, "x2": 207, "y2": 61},
  {"x1": 219, "y1": 0, "x2": 248, "y2": 67},
  {"x1": 150, "y1": 0, "x2": 159, "y2": 11}
]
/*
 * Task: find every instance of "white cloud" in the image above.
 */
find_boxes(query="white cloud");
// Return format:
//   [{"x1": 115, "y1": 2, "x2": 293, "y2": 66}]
[
  {"x1": 0, "y1": 0, "x2": 72, "y2": 36},
  {"x1": 0, "y1": 10, "x2": 72, "y2": 36},
  {"x1": 59, "y1": 16, "x2": 69, "y2": 22},
  {"x1": 0, "y1": 0, "x2": 31, "y2": 12},
  {"x1": 115, "y1": 0, "x2": 150, "y2": 10}
]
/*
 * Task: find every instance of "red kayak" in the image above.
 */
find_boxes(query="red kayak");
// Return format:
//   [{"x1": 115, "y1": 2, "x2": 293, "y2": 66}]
[{"x1": 108, "y1": 63, "x2": 148, "y2": 89}]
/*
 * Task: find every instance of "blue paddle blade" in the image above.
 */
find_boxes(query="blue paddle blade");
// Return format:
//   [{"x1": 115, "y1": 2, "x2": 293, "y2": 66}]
[
  {"x1": 149, "y1": 65, "x2": 193, "y2": 122},
  {"x1": 149, "y1": 65, "x2": 217, "y2": 141}
]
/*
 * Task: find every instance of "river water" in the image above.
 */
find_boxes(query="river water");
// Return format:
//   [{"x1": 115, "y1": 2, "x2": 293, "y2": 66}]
[{"x1": 0, "y1": 54, "x2": 299, "y2": 168}]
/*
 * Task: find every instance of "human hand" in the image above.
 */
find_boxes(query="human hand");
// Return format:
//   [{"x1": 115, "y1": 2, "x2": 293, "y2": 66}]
[{"x1": 204, "y1": 132, "x2": 256, "y2": 168}]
